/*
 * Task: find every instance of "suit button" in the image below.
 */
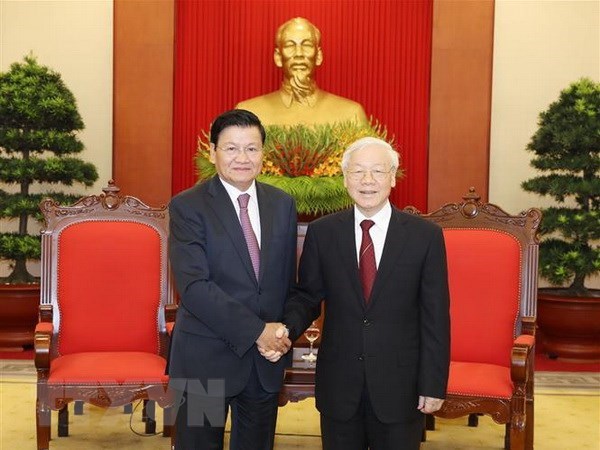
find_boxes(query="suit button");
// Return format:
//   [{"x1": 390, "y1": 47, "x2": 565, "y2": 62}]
[
  {"x1": 358, "y1": 354, "x2": 364, "y2": 361},
  {"x1": 363, "y1": 318, "x2": 371, "y2": 326}
]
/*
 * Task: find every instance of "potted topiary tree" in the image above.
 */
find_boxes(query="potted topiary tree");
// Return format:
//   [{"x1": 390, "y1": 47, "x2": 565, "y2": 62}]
[
  {"x1": 0, "y1": 55, "x2": 98, "y2": 348},
  {"x1": 521, "y1": 77, "x2": 600, "y2": 360}
]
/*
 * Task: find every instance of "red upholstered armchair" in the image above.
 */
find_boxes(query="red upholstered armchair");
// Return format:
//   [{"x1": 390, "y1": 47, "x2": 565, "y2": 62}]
[
  {"x1": 405, "y1": 188, "x2": 541, "y2": 450},
  {"x1": 34, "y1": 181, "x2": 177, "y2": 450}
]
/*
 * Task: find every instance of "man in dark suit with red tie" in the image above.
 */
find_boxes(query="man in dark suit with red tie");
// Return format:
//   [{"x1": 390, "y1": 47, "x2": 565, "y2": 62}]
[
  {"x1": 280, "y1": 137, "x2": 451, "y2": 449},
  {"x1": 168, "y1": 109, "x2": 297, "y2": 449}
]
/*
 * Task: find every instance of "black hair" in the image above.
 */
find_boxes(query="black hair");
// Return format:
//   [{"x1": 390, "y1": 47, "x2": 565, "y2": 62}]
[{"x1": 209, "y1": 109, "x2": 266, "y2": 146}]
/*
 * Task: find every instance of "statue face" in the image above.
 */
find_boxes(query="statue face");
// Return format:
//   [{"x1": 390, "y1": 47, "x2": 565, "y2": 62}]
[{"x1": 275, "y1": 21, "x2": 323, "y2": 83}]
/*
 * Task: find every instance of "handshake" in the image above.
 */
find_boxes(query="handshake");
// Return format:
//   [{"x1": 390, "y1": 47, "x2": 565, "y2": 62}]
[{"x1": 255, "y1": 322, "x2": 291, "y2": 363}]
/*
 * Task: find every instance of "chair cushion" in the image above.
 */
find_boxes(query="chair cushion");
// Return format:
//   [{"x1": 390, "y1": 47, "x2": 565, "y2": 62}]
[
  {"x1": 446, "y1": 361, "x2": 513, "y2": 399},
  {"x1": 56, "y1": 221, "x2": 162, "y2": 355},
  {"x1": 443, "y1": 229, "x2": 521, "y2": 367},
  {"x1": 48, "y1": 352, "x2": 168, "y2": 384}
]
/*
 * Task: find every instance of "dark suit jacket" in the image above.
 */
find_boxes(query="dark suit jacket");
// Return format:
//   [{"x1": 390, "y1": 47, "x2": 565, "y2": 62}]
[
  {"x1": 168, "y1": 176, "x2": 297, "y2": 396},
  {"x1": 284, "y1": 207, "x2": 450, "y2": 423}
]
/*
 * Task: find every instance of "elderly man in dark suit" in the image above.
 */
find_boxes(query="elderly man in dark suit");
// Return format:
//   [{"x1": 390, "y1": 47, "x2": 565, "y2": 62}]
[
  {"x1": 275, "y1": 137, "x2": 450, "y2": 450},
  {"x1": 168, "y1": 109, "x2": 297, "y2": 450}
]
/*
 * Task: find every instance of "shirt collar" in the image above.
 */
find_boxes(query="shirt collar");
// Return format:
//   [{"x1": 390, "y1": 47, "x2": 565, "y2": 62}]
[
  {"x1": 219, "y1": 177, "x2": 258, "y2": 205},
  {"x1": 354, "y1": 201, "x2": 392, "y2": 229}
]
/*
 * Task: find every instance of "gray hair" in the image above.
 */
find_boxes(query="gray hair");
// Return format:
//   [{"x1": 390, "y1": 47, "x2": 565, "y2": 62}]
[{"x1": 341, "y1": 137, "x2": 400, "y2": 172}]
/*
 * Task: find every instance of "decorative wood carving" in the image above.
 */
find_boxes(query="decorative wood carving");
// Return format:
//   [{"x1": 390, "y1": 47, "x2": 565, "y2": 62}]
[
  {"x1": 437, "y1": 396, "x2": 511, "y2": 424},
  {"x1": 39, "y1": 180, "x2": 168, "y2": 230},
  {"x1": 44, "y1": 384, "x2": 173, "y2": 410},
  {"x1": 404, "y1": 187, "x2": 542, "y2": 237}
]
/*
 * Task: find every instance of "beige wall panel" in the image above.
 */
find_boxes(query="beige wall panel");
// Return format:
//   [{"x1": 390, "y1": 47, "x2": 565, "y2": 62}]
[
  {"x1": 0, "y1": 0, "x2": 113, "y2": 194},
  {"x1": 489, "y1": 0, "x2": 599, "y2": 213}
]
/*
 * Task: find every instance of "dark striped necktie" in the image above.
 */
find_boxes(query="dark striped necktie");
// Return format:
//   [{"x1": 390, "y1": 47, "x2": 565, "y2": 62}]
[{"x1": 359, "y1": 219, "x2": 377, "y2": 304}]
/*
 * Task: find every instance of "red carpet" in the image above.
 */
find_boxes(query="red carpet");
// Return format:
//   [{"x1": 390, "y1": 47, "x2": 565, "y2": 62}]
[
  {"x1": 0, "y1": 349, "x2": 34, "y2": 360},
  {"x1": 535, "y1": 352, "x2": 600, "y2": 372}
]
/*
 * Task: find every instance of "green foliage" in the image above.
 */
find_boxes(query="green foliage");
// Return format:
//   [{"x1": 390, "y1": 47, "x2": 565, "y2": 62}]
[
  {"x1": 259, "y1": 174, "x2": 353, "y2": 215},
  {"x1": 521, "y1": 77, "x2": 600, "y2": 294},
  {"x1": 0, "y1": 55, "x2": 99, "y2": 283},
  {"x1": 196, "y1": 121, "x2": 394, "y2": 215},
  {"x1": 0, "y1": 234, "x2": 41, "y2": 260}
]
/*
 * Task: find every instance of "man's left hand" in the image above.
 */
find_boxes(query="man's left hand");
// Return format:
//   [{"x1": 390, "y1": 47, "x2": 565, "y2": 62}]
[{"x1": 417, "y1": 396, "x2": 444, "y2": 414}]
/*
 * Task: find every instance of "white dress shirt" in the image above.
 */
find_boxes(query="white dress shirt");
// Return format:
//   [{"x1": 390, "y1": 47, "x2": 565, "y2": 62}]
[
  {"x1": 219, "y1": 178, "x2": 262, "y2": 248},
  {"x1": 353, "y1": 202, "x2": 392, "y2": 268}
]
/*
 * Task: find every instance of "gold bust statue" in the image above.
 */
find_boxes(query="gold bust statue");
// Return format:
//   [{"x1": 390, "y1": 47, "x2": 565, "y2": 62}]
[{"x1": 236, "y1": 17, "x2": 369, "y2": 126}]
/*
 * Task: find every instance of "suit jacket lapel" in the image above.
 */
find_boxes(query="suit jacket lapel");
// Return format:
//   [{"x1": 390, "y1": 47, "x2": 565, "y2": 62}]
[
  {"x1": 335, "y1": 210, "x2": 365, "y2": 309},
  {"x1": 369, "y1": 207, "x2": 409, "y2": 306},
  {"x1": 207, "y1": 177, "x2": 258, "y2": 285},
  {"x1": 256, "y1": 182, "x2": 273, "y2": 286}
]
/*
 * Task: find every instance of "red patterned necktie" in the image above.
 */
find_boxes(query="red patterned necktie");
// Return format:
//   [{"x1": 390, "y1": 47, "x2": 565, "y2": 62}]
[
  {"x1": 238, "y1": 194, "x2": 260, "y2": 280},
  {"x1": 359, "y1": 219, "x2": 377, "y2": 304}
]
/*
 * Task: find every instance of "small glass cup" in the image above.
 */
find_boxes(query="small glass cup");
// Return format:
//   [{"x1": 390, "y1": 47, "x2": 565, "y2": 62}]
[{"x1": 301, "y1": 321, "x2": 320, "y2": 366}]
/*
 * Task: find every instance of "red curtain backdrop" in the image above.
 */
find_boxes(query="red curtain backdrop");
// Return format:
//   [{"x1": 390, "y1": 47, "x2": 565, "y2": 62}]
[{"x1": 173, "y1": 0, "x2": 432, "y2": 210}]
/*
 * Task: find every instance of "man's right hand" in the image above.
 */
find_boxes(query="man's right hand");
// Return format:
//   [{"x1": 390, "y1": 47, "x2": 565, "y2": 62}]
[{"x1": 256, "y1": 322, "x2": 291, "y2": 356}]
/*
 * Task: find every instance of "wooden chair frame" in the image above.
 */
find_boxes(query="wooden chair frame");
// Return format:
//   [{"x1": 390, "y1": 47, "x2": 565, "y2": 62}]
[
  {"x1": 34, "y1": 181, "x2": 177, "y2": 450},
  {"x1": 404, "y1": 188, "x2": 541, "y2": 450}
]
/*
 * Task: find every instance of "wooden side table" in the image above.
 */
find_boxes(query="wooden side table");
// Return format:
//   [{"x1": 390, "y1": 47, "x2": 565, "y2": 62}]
[{"x1": 278, "y1": 348, "x2": 317, "y2": 406}]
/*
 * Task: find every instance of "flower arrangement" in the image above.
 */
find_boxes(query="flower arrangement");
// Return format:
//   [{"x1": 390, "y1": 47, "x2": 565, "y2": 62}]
[{"x1": 195, "y1": 121, "x2": 395, "y2": 215}]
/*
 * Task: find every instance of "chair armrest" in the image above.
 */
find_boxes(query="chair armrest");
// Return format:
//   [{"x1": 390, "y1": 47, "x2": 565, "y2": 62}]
[
  {"x1": 511, "y1": 334, "x2": 535, "y2": 383},
  {"x1": 34, "y1": 322, "x2": 53, "y2": 370},
  {"x1": 514, "y1": 334, "x2": 535, "y2": 347}
]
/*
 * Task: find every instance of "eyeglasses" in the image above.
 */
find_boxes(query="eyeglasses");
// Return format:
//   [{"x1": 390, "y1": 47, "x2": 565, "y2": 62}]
[
  {"x1": 345, "y1": 168, "x2": 394, "y2": 181},
  {"x1": 216, "y1": 145, "x2": 263, "y2": 157}
]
